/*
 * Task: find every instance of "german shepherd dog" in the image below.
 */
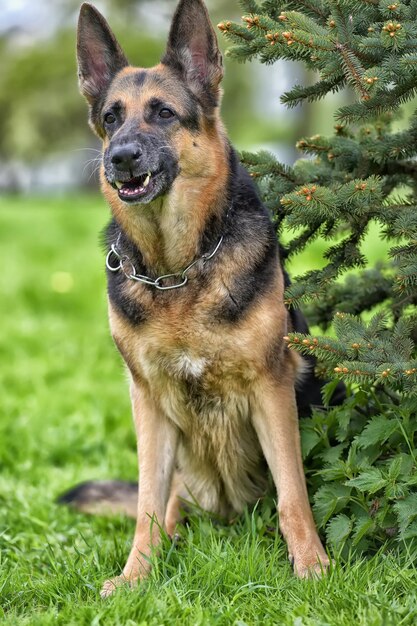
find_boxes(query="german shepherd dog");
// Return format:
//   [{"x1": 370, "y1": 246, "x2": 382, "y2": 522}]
[{"x1": 69, "y1": 0, "x2": 331, "y2": 597}]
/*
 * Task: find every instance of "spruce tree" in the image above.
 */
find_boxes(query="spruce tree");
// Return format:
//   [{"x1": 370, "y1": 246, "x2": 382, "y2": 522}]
[{"x1": 219, "y1": 0, "x2": 417, "y2": 553}]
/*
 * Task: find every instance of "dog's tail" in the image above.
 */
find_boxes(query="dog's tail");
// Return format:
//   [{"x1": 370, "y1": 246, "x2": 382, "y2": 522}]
[{"x1": 57, "y1": 480, "x2": 138, "y2": 518}]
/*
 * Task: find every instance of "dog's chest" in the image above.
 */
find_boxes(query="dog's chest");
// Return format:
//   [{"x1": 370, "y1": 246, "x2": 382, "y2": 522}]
[
  {"x1": 140, "y1": 343, "x2": 209, "y2": 384},
  {"x1": 138, "y1": 326, "x2": 254, "y2": 420},
  {"x1": 112, "y1": 302, "x2": 260, "y2": 430}
]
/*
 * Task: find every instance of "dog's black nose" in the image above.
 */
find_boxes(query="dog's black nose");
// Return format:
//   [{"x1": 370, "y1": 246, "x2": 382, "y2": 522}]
[{"x1": 111, "y1": 144, "x2": 142, "y2": 171}]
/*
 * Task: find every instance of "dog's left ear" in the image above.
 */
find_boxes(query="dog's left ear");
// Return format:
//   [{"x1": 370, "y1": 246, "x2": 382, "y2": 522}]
[{"x1": 161, "y1": 0, "x2": 223, "y2": 109}]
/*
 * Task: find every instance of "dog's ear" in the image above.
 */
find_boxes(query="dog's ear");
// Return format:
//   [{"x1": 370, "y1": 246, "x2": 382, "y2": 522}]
[
  {"x1": 77, "y1": 3, "x2": 128, "y2": 104},
  {"x1": 161, "y1": 0, "x2": 223, "y2": 109}
]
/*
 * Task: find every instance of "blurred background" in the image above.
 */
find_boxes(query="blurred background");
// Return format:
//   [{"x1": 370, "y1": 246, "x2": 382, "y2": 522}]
[{"x1": 0, "y1": 0, "x2": 341, "y2": 195}]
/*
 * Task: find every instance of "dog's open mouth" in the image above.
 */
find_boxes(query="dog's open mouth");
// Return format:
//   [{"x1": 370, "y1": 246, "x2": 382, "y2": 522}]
[{"x1": 112, "y1": 171, "x2": 154, "y2": 202}]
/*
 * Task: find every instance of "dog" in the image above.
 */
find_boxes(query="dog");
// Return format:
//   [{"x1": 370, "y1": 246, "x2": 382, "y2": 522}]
[{"x1": 68, "y1": 0, "x2": 332, "y2": 597}]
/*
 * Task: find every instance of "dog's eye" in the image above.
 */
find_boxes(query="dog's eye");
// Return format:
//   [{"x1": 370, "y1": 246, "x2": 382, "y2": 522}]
[
  {"x1": 104, "y1": 112, "x2": 116, "y2": 125},
  {"x1": 159, "y1": 108, "x2": 175, "y2": 119}
]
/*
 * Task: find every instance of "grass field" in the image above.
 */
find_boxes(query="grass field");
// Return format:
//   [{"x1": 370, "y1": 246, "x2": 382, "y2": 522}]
[{"x1": 1, "y1": 194, "x2": 417, "y2": 625}]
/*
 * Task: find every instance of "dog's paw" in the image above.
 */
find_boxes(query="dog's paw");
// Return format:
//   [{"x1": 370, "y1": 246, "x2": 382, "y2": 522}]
[
  {"x1": 291, "y1": 550, "x2": 331, "y2": 579},
  {"x1": 100, "y1": 575, "x2": 137, "y2": 598}
]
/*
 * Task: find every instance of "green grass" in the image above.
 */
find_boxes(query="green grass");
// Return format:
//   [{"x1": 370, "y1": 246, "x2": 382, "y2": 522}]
[{"x1": 1, "y1": 194, "x2": 416, "y2": 625}]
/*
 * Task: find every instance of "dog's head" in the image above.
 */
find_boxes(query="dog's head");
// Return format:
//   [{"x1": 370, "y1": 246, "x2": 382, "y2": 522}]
[{"x1": 77, "y1": 0, "x2": 224, "y2": 206}]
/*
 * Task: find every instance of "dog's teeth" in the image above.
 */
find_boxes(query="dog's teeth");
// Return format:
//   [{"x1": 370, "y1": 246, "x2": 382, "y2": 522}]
[
  {"x1": 143, "y1": 173, "x2": 151, "y2": 188},
  {"x1": 115, "y1": 181, "x2": 123, "y2": 189}
]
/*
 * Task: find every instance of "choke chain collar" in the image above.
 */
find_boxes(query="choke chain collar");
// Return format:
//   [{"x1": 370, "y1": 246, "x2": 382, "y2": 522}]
[{"x1": 106, "y1": 233, "x2": 224, "y2": 291}]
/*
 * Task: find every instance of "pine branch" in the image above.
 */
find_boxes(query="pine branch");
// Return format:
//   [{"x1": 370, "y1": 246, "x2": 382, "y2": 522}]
[{"x1": 281, "y1": 76, "x2": 345, "y2": 107}]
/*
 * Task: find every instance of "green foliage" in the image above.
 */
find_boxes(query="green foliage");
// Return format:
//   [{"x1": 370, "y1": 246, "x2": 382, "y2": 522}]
[
  {"x1": 221, "y1": 0, "x2": 417, "y2": 554},
  {"x1": 300, "y1": 391, "x2": 417, "y2": 553}
]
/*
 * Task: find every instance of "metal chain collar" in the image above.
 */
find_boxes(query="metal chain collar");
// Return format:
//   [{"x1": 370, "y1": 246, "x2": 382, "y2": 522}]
[{"x1": 105, "y1": 234, "x2": 224, "y2": 291}]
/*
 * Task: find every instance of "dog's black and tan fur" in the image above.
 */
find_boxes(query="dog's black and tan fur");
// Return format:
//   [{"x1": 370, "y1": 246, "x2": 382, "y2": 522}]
[{"x1": 71, "y1": 0, "x2": 330, "y2": 596}]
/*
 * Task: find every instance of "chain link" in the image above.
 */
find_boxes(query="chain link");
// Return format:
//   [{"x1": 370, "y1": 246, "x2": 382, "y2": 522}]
[{"x1": 106, "y1": 236, "x2": 223, "y2": 291}]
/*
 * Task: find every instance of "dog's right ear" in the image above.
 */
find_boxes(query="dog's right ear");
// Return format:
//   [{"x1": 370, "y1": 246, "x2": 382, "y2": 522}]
[{"x1": 77, "y1": 3, "x2": 128, "y2": 104}]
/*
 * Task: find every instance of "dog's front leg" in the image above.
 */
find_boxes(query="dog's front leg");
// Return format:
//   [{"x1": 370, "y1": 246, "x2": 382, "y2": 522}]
[
  {"x1": 101, "y1": 381, "x2": 178, "y2": 598},
  {"x1": 252, "y1": 375, "x2": 329, "y2": 577}
]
